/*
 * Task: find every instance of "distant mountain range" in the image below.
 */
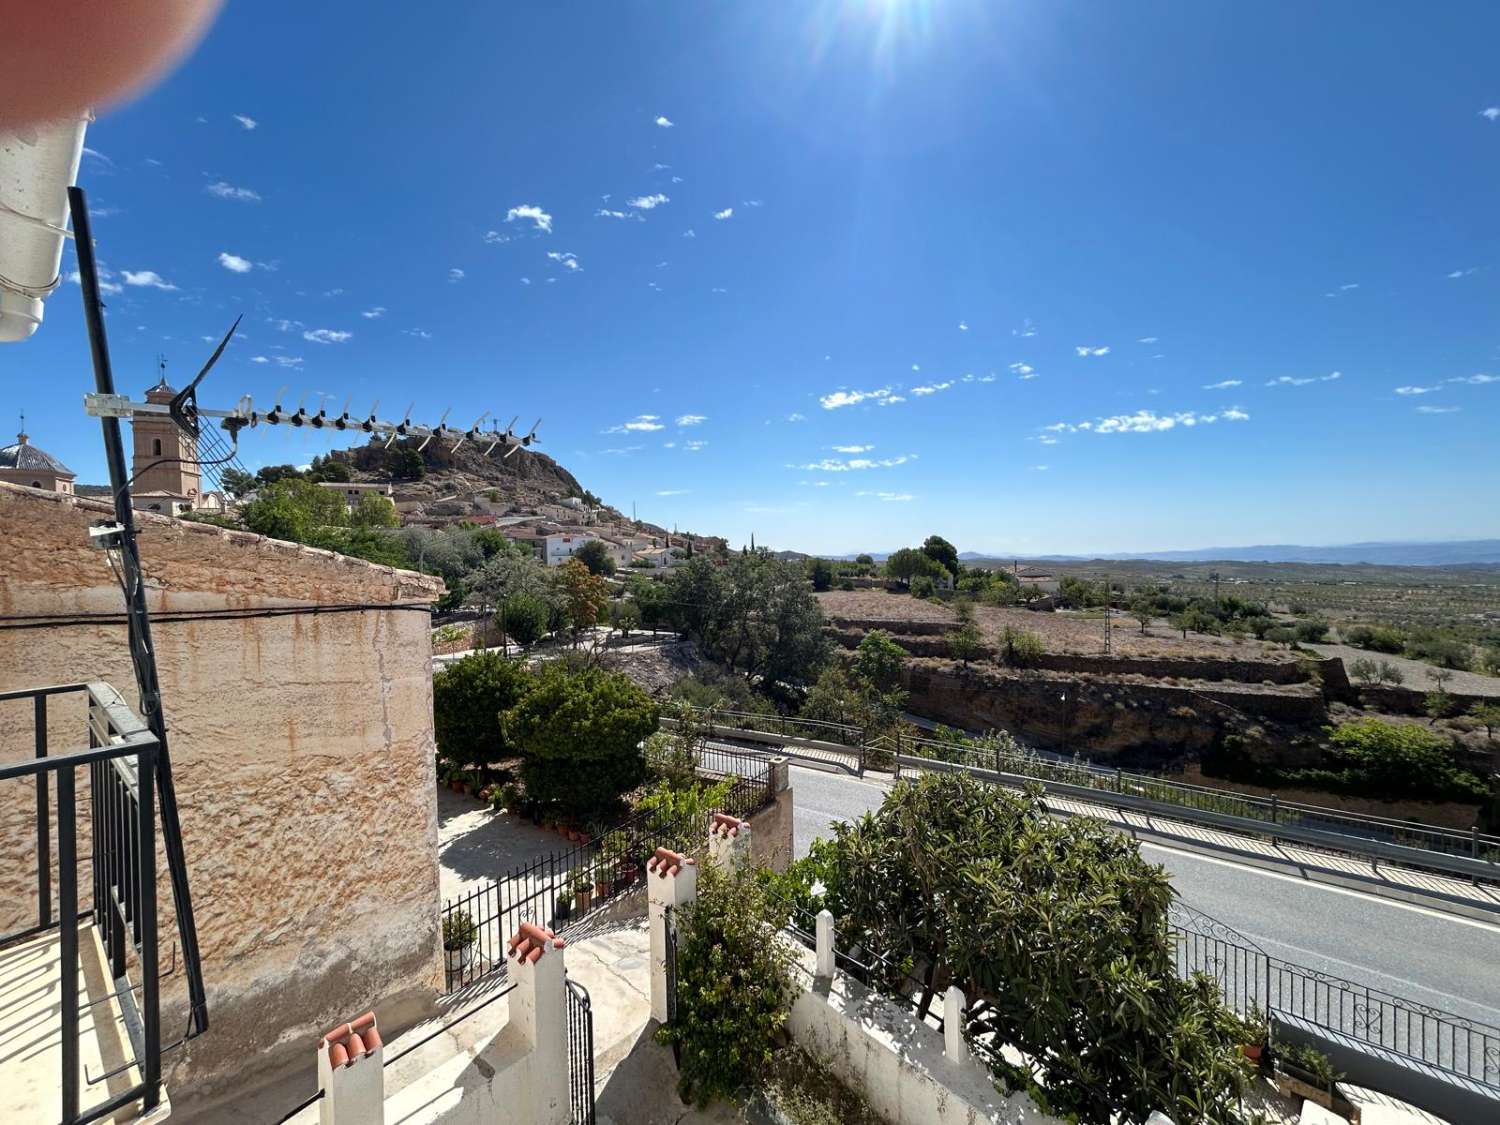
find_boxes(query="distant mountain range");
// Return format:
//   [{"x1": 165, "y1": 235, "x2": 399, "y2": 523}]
[{"x1": 835, "y1": 541, "x2": 1500, "y2": 568}]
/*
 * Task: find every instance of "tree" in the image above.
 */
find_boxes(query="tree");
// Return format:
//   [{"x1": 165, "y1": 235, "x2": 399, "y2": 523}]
[
  {"x1": 255, "y1": 463, "x2": 303, "y2": 487},
  {"x1": 497, "y1": 592, "x2": 550, "y2": 647},
  {"x1": 1325, "y1": 718, "x2": 1480, "y2": 799},
  {"x1": 1130, "y1": 597, "x2": 1155, "y2": 635},
  {"x1": 575, "y1": 538, "x2": 617, "y2": 577},
  {"x1": 306, "y1": 455, "x2": 351, "y2": 483},
  {"x1": 809, "y1": 557, "x2": 835, "y2": 591},
  {"x1": 1349, "y1": 657, "x2": 1380, "y2": 686},
  {"x1": 1425, "y1": 690, "x2": 1453, "y2": 724},
  {"x1": 432, "y1": 651, "x2": 533, "y2": 769},
  {"x1": 1471, "y1": 701, "x2": 1500, "y2": 740},
  {"x1": 947, "y1": 617, "x2": 984, "y2": 667},
  {"x1": 1000, "y1": 626, "x2": 1044, "y2": 667},
  {"x1": 553, "y1": 558, "x2": 610, "y2": 638},
  {"x1": 775, "y1": 773, "x2": 1251, "y2": 1122},
  {"x1": 1294, "y1": 618, "x2": 1331, "y2": 644},
  {"x1": 854, "y1": 553, "x2": 875, "y2": 567},
  {"x1": 909, "y1": 574, "x2": 938, "y2": 600},
  {"x1": 884, "y1": 546, "x2": 946, "y2": 587},
  {"x1": 921, "y1": 534, "x2": 960, "y2": 577},
  {"x1": 505, "y1": 663, "x2": 657, "y2": 817},
  {"x1": 389, "y1": 445, "x2": 426, "y2": 481},
  {"x1": 350, "y1": 491, "x2": 399, "y2": 529},
  {"x1": 241, "y1": 477, "x2": 348, "y2": 542},
  {"x1": 220, "y1": 467, "x2": 257, "y2": 498},
  {"x1": 609, "y1": 598, "x2": 641, "y2": 637},
  {"x1": 854, "y1": 630, "x2": 906, "y2": 693}
]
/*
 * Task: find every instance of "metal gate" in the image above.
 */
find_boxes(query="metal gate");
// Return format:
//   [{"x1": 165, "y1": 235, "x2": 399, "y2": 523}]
[{"x1": 566, "y1": 975, "x2": 596, "y2": 1125}]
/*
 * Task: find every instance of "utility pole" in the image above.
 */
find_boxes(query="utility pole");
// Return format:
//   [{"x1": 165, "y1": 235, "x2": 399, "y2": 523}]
[
  {"x1": 1212, "y1": 571, "x2": 1222, "y2": 608},
  {"x1": 1103, "y1": 571, "x2": 1112, "y2": 656}
]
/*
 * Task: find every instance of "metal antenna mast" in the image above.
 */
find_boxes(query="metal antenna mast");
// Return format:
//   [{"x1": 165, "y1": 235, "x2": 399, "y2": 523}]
[{"x1": 68, "y1": 187, "x2": 209, "y2": 1037}]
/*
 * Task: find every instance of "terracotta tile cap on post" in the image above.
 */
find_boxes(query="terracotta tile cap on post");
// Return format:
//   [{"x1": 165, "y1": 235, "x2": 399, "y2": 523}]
[
  {"x1": 710, "y1": 813, "x2": 748, "y2": 839},
  {"x1": 508, "y1": 921, "x2": 565, "y2": 964},
  {"x1": 321, "y1": 1011, "x2": 380, "y2": 1067},
  {"x1": 647, "y1": 846, "x2": 695, "y2": 878}
]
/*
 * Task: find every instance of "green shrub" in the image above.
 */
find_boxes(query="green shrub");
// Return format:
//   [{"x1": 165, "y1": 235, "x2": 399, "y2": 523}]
[
  {"x1": 1343, "y1": 623, "x2": 1406, "y2": 654},
  {"x1": 1405, "y1": 630, "x2": 1473, "y2": 671},
  {"x1": 1294, "y1": 618, "x2": 1330, "y2": 643},
  {"x1": 909, "y1": 574, "x2": 938, "y2": 599},
  {"x1": 497, "y1": 592, "x2": 550, "y2": 647},
  {"x1": 656, "y1": 865, "x2": 796, "y2": 1107},
  {"x1": 432, "y1": 651, "x2": 533, "y2": 768},
  {"x1": 442, "y1": 910, "x2": 477, "y2": 950},
  {"x1": 506, "y1": 664, "x2": 657, "y2": 818},
  {"x1": 1001, "y1": 626, "x2": 1044, "y2": 667},
  {"x1": 1317, "y1": 718, "x2": 1484, "y2": 801}
]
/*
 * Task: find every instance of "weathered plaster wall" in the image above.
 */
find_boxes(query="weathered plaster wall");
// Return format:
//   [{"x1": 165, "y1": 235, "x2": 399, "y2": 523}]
[{"x1": 0, "y1": 484, "x2": 446, "y2": 1113}]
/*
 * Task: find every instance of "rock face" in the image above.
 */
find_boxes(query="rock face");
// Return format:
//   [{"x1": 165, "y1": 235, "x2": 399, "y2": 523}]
[{"x1": 0, "y1": 484, "x2": 445, "y2": 1113}]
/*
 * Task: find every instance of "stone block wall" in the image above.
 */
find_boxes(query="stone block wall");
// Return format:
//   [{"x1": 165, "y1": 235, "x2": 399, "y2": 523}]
[{"x1": 0, "y1": 484, "x2": 446, "y2": 1113}]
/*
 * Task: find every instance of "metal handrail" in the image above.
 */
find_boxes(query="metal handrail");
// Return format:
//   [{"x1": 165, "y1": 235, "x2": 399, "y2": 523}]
[{"x1": 1, "y1": 681, "x2": 165, "y2": 1124}]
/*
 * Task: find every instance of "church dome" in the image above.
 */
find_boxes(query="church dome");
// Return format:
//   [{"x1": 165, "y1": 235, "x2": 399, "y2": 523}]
[{"x1": 0, "y1": 431, "x2": 74, "y2": 477}]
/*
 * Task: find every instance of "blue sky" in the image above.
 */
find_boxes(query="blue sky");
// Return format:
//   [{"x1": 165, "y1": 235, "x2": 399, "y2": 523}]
[{"x1": 11, "y1": 0, "x2": 1500, "y2": 555}]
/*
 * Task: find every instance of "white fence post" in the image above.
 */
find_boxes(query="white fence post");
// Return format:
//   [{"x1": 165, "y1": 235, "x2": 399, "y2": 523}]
[
  {"x1": 507, "y1": 922, "x2": 570, "y2": 1125},
  {"x1": 647, "y1": 846, "x2": 698, "y2": 1023},
  {"x1": 318, "y1": 1012, "x2": 384, "y2": 1125},
  {"x1": 943, "y1": 986, "x2": 969, "y2": 1065},
  {"x1": 708, "y1": 812, "x2": 752, "y2": 872},
  {"x1": 815, "y1": 909, "x2": 836, "y2": 980}
]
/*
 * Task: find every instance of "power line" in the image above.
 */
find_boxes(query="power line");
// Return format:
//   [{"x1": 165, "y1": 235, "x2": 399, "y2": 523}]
[{"x1": 0, "y1": 602, "x2": 434, "y2": 632}]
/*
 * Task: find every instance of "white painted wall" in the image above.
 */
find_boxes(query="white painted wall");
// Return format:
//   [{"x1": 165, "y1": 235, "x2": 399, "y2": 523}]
[{"x1": 783, "y1": 939, "x2": 1068, "y2": 1125}]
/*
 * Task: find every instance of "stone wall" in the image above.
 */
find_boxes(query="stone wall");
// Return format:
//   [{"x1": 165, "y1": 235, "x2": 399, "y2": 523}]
[
  {"x1": 901, "y1": 659, "x2": 1327, "y2": 763},
  {"x1": 0, "y1": 484, "x2": 446, "y2": 1113}
]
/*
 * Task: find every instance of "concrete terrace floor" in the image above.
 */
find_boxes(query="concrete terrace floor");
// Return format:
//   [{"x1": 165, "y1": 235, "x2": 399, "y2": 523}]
[{"x1": 437, "y1": 785, "x2": 564, "y2": 902}]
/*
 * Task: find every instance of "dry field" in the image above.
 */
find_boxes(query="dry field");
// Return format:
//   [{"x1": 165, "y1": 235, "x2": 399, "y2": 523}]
[{"x1": 815, "y1": 589, "x2": 1294, "y2": 661}]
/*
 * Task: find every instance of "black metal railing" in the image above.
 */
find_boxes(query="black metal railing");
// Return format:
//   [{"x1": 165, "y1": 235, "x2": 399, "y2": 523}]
[
  {"x1": 663, "y1": 905, "x2": 680, "y2": 1067},
  {"x1": 441, "y1": 752, "x2": 775, "y2": 993},
  {"x1": 0, "y1": 681, "x2": 186, "y2": 1125},
  {"x1": 565, "y1": 975, "x2": 596, "y2": 1125},
  {"x1": 1171, "y1": 905, "x2": 1500, "y2": 1091}
]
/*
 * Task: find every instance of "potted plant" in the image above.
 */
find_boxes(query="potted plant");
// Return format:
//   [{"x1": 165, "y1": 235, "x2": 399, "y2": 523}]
[
  {"x1": 615, "y1": 840, "x2": 642, "y2": 893},
  {"x1": 573, "y1": 874, "x2": 593, "y2": 913},
  {"x1": 1237, "y1": 1003, "x2": 1269, "y2": 1066},
  {"x1": 553, "y1": 894, "x2": 573, "y2": 925},
  {"x1": 442, "y1": 910, "x2": 478, "y2": 976},
  {"x1": 1272, "y1": 1041, "x2": 1342, "y2": 1111}
]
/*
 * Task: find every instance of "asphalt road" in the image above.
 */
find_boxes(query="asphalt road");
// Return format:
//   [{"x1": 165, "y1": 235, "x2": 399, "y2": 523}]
[{"x1": 787, "y1": 763, "x2": 1500, "y2": 1032}]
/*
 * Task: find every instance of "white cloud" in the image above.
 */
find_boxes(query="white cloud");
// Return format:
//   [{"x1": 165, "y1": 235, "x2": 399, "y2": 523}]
[
  {"x1": 205, "y1": 181, "x2": 261, "y2": 202},
  {"x1": 218, "y1": 252, "x2": 252, "y2": 273},
  {"x1": 958, "y1": 320, "x2": 969, "y2": 331},
  {"x1": 505, "y1": 203, "x2": 553, "y2": 233},
  {"x1": 656, "y1": 489, "x2": 690, "y2": 496},
  {"x1": 1394, "y1": 385, "x2": 1439, "y2": 395},
  {"x1": 676, "y1": 414, "x2": 707, "y2": 426},
  {"x1": 82, "y1": 146, "x2": 114, "y2": 167},
  {"x1": 1138, "y1": 336, "x2": 1159, "y2": 344},
  {"x1": 1008, "y1": 362, "x2": 1036, "y2": 379},
  {"x1": 361, "y1": 307, "x2": 386, "y2": 319},
  {"x1": 519, "y1": 277, "x2": 531, "y2": 286},
  {"x1": 796, "y1": 454, "x2": 915, "y2": 472},
  {"x1": 1029, "y1": 465, "x2": 1049, "y2": 472},
  {"x1": 547, "y1": 251, "x2": 581, "y2": 271},
  {"x1": 1446, "y1": 373, "x2": 1497, "y2": 385},
  {"x1": 1048, "y1": 407, "x2": 1250, "y2": 435},
  {"x1": 682, "y1": 228, "x2": 696, "y2": 239},
  {"x1": 910, "y1": 381, "x2": 953, "y2": 396},
  {"x1": 1340, "y1": 283, "x2": 1359, "y2": 290},
  {"x1": 595, "y1": 209, "x2": 637, "y2": 221},
  {"x1": 1417, "y1": 405, "x2": 1460, "y2": 414},
  {"x1": 1012, "y1": 318, "x2": 1037, "y2": 338},
  {"x1": 628, "y1": 193, "x2": 669, "y2": 210},
  {"x1": 250, "y1": 355, "x2": 269, "y2": 364},
  {"x1": 742, "y1": 200, "x2": 763, "y2": 207},
  {"x1": 1481, "y1": 107, "x2": 1500, "y2": 121},
  {"x1": 787, "y1": 412, "x2": 806, "y2": 422},
  {"x1": 1203, "y1": 379, "x2": 1242, "y2": 389},
  {"x1": 655, "y1": 116, "x2": 674, "y2": 128},
  {"x1": 832, "y1": 444, "x2": 873, "y2": 453},
  {"x1": 65, "y1": 268, "x2": 124, "y2": 295},
  {"x1": 600, "y1": 445, "x2": 644, "y2": 456},
  {"x1": 1272, "y1": 375, "x2": 1344, "y2": 387},
  {"x1": 683, "y1": 439, "x2": 708, "y2": 452},
  {"x1": 122, "y1": 270, "x2": 177, "y2": 290},
  {"x1": 911, "y1": 364, "x2": 920, "y2": 371},
  {"x1": 233, "y1": 114, "x2": 258, "y2": 130},
  {"x1": 448, "y1": 268, "x2": 465, "y2": 283},
  {"x1": 303, "y1": 328, "x2": 352, "y2": 344},
  {"x1": 713, "y1": 207, "x2": 734, "y2": 221},
  {"x1": 819, "y1": 387, "x2": 892, "y2": 410},
  {"x1": 1446, "y1": 267, "x2": 1478, "y2": 279},
  {"x1": 404, "y1": 328, "x2": 433, "y2": 340},
  {"x1": 1074, "y1": 345, "x2": 1110, "y2": 357},
  {"x1": 606, "y1": 414, "x2": 665, "y2": 433},
  {"x1": 270, "y1": 318, "x2": 303, "y2": 333},
  {"x1": 275, "y1": 355, "x2": 304, "y2": 368},
  {"x1": 877, "y1": 395, "x2": 906, "y2": 406},
  {"x1": 856, "y1": 491, "x2": 914, "y2": 502}
]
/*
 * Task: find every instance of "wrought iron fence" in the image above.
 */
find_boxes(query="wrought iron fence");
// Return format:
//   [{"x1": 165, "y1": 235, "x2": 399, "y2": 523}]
[
  {"x1": 663, "y1": 904, "x2": 680, "y2": 1067},
  {"x1": 1171, "y1": 906, "x2": 1500, "y2": 1090},
  {"x1": 566, "y1": 976, "x2": 596, "y2": 1125},
  {"x1": 441, "y1": 754, "x2": 774, "y2": 993}
]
